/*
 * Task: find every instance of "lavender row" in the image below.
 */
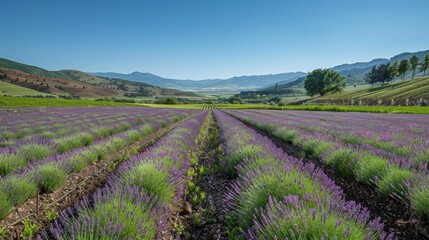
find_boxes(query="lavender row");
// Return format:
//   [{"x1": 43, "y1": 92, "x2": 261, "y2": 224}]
[
  {"x1": 235, "y1": 109, "x2": 429, "y2": 170},
  {"x1": 0, "y1": 107, "x2": 185, "y2": 147},
  {"x1": 37, "y1": 110, "x2": 208, "y2": 239},
  {"x1": 0, "y1": 109, "x2": 195, "y2": 220},
  {"x1": 0, "y1": 109, "x2": 192, "y2": 177},
  {"x1": 213, "y1": 110, "x2": 390, "y2": 239},
  {"x1": 225, "y1": 109, "x2": 429, "y2": 219}
]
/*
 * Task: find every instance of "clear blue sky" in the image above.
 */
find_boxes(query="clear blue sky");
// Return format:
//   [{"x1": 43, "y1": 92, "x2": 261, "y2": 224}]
[{"x1": 1, "y1": 0, "x2": 428, "y2": 79}]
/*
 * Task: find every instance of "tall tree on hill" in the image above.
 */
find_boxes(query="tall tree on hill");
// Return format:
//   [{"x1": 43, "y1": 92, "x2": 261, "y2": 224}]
[
  {"x1": 398, "y1": 59, "x2": 411, "y2": 80},
  {"x1": 365, "y1": 66, "x2": 378, "y2": 87},
  {"x1": 388, "y1": 61, "x2": 399, "y2": 80},
  {"x1": 420, "y1": 54, "x2": 429, "y2": 76},
  {"x1": 304, "y1": 69, "x2": 345, "y2": 96},
  {"x1": 409, "y1": 55, "x2": 420, "y2": 79}
]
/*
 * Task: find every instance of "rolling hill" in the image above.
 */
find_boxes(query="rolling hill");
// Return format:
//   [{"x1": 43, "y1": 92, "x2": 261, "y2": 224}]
[
  {"x1": 313, "y1": 77, "x2": 429, "y2": 106},
  {"x1": 0, "y1": 58, "x2": 198, "y2": 98}
]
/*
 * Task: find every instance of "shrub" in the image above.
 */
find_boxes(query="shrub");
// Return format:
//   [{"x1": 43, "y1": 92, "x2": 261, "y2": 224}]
[
  {"x1": 110, "y1": 137, "x2": 127, "y2": 152},
  {"x1": 301, "y1": 139, "x2": 319, "y2": 156},
  {"x1": 0, "y1": 153, "x2": 26, "y2": 176},
  {"x1": 41, "y1": 131, "x2": 55, "y2": 138},
  {"x1": 127, "y1": 130, "x2": 142, "y2": 143},
  {"x1": 93, "y1": 126, "x2": 115, "y2": 138},
  {"x1": 160, "y1": 121, "x2": 168, "y2": 128},
  {"x1": 1, "y1": 176, "x2": 38, "y2": 205},
  {"x1": 411, "y1": 184, "x2": 429, "y2": 217},
  {"x1": 234, "y1": 170, "x2": 318, "y2": 227},
  {"x1": 225, "y1": 145, "x2": 262, "y2": 178},
  {"x1": 120, "y1": 162, "x2": 174, "y2": 203},
  {"x1": 19, "y1": 144, "x2": 54, "y2": 161},
  {"x1": 170, "y1": 116, "x2": 180, "y2": 123},
  {"x1": 0, "y1": 191, "x2": 12, "y2": 219},
  {"x1": 377, "y1": 167, "x2": 413, "y2": 198},
  {"x1": 140, "y1": 124, "x2": 154, "y2": 136},
  {"x1": 273, "y1": 127, "x2": 296, "y2": 143},
  {"x1": 30, "y1": 164, "x2": 68, "y2": 192},
  {"x1": 324, "y1": 148, "x2": 359, "y2": 177},
  {"x1": 355, "y1": 155, "x2": 388, "y2": 184}
]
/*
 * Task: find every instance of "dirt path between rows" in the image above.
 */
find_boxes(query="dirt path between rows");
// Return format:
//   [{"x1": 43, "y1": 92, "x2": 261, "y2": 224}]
[
  {"x1": 179, "y1": 111, "x2": 230, "y2": 240},
  {"x1": 228, "y1": 112, "x2": 429, "y2": 240}
]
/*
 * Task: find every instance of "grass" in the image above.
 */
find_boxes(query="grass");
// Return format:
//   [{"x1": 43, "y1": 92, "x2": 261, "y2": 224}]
[
  {"x1": 0, "y1": 81, "x2": 52, "y2": 96},
  {"x1": 141, "y1": 103, "x2": 429, "y2": 114},
  {"x1": 0, "y1": 96, "x2": 138, "y2": 107}
]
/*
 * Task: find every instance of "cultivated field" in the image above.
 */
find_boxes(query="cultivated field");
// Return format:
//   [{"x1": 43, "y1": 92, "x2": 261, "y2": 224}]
[{"x1": 0, "y1": 107, "x2": 427, "y2": 239}]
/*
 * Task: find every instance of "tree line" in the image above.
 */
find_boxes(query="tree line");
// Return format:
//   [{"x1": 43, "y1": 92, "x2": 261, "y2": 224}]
[{"x1": 365, "y1": 54, "x2": 429, "y2": 86}]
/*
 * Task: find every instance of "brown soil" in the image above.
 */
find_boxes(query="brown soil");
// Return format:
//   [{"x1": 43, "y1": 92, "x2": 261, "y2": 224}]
[{"x1": 0, "y1": 68, "x2": 119, "y2": 97}]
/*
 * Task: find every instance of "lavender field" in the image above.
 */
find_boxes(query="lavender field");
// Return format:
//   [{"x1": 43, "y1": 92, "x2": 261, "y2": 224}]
[{"x1": 0, "y1": 107, "x2": 428, "y2": 239}]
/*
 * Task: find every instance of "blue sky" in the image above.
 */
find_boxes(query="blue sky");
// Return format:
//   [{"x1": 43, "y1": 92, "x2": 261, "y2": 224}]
[{"x1": 1, "y1": 0, "x2": 428, "y2": 79}]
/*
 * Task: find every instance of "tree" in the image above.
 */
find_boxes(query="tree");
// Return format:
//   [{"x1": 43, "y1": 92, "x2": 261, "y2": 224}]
[
  {"x1": 398, "y1": 59, "x2": 411, "y2": 80},
  {"x1": 365, "y1": 64, "x2": 393, "y2": 86},
  {"x1": 409, "y1": 55, "x2": 420, "y2": 79},
  {"x1": 304, "y1": 69, "x2": 345, "y2": 96},
  {"x1": 388, "y1": 61, "x2": 399, "y2": 80},
  {"x1": 365, "y1": 66, "x2": 378, "y2": 87},
  {"x1": 420, "y1": 54, "x2": 429, "y2": 76}
]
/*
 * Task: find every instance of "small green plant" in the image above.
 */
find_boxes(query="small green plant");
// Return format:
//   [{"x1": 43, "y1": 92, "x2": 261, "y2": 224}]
[
  {"x1": 173, "y1": 221, "x2": 185, "y2": 236},
  {"x1": 22, "y1": 218, "x2": 39, "y2": 240},
  {"x1": 0, "y1": 226, "x2": 7, "y2": 239},
  {"x1": 47, "y1": 210, "x2": 59, "y2": 221}
]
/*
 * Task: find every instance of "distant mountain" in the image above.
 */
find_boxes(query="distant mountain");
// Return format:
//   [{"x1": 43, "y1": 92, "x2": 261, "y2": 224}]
[
  {"x1": 92, "y1": 71, "x2": 307, "y2": 91},
  {"x1": 332, "y1": 58, "x2": 389, "y2": 72}
]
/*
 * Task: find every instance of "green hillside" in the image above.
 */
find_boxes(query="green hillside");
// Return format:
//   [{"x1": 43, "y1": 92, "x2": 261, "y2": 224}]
[
  {"x1": 0, "y1": 58, "x2": 65, "y2": 78},
  {"x1": 0, "y1": 81, "x2": 52, "y2": 96},
  {"x1": 315, "y1": 77, "x2": 429, "y2": 106}
]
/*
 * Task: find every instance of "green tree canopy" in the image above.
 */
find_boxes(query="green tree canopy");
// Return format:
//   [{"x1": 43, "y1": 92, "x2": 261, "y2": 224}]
[
  {"x1": 409, "y1": 55, "x2": 420, "y2": 79},
  {"x1": 304, "y1": 69, "x2": 345, "y2": 96},
  {"x1": 420, "y1": 54, "x2": 429, "y2": 76},
  {"x1": 398, "y1": 59, "x2": 411, "y2": 80}
]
